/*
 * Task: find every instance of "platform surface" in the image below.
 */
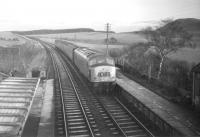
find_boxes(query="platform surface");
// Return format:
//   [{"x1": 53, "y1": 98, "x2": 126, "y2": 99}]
[
  {"x1": 37, "y1": 79, "x2": 54, "y2": 137},
  {"x1": 116, "y1": 72, "x2": 200, "y2": 136},
  {"x1": 0, "y1": 77, "x2": 40, "y2": 137}
]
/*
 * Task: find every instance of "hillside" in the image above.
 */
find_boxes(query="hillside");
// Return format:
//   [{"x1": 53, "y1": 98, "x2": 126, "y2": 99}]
[
  {"x1": 153, "y1": 18, "x2": 200, "y2": 64},
  {"x1": 160, "y1": 18, "x2": 200, "y2": 33},
  {"x1": 12, "y1": 28, "x2": 95, "y2": 35},
  {"x1": 160, "y1": 18, "x2": 200, "y2": 44}
]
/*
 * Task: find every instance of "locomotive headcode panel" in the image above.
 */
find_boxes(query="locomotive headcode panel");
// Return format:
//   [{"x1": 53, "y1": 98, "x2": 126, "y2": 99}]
[
  {"x1": 89, "y1": 56, "x2": 116, "y2": 82},
  {"x1": 90, "y1": 66, "x2": 116, "y2": 82}
]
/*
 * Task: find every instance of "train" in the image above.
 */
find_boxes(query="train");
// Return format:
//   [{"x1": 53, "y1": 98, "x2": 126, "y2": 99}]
[{"x1": 55, "y1": 40, "x2": 116, "y2": 94}]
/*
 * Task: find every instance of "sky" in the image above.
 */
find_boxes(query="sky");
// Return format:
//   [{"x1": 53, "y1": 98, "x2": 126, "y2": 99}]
[{"x1": 0, "y1": 0, "x2": 200, "y2": 32}]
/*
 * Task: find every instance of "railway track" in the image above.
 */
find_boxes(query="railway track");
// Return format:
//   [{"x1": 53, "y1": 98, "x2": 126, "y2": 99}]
[
  {"x1": 45, "y1": 46, "x2": 94, "y2": 137},
  {"x1": 99, "y1": 96, "x2": 153, "y2": 137},
  {"x1": 40, "y1": 40, "x2": 154, "y2": 137}
]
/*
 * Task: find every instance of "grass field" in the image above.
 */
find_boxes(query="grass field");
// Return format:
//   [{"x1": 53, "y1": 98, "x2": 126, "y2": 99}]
[
  {"x1": 68, "y1": 40, "x2": 127, "y2": 53},
  {"x1": 34, "y1": 31, "x2": 147, "y2": 45},
  {"x1": 168, "y1": 47, "x2": 200, "y2": 64}
]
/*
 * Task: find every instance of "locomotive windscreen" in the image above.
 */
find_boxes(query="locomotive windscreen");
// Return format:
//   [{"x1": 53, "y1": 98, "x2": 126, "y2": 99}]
[
  {"x1": 89, "y1": 57, "x2": 114, "y2": 66},
  {"x1": 106, "y1": 58, "x2": 114, "y2": 65}
]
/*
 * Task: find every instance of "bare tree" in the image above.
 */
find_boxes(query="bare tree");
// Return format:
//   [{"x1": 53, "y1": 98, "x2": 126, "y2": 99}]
[
  {"x1": 144, "y1": 46, "x2": 160, "y2": 80},
  {"x1": 144, "y1": 19, "x2": 193, "y2": 79},
  {"x1": 104, "y1": 37, "x2": 118, "y2": 44}
]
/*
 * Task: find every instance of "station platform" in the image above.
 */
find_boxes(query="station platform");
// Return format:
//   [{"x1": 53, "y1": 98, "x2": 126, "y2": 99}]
[
  {"x1": 37, "y1": 79, "x2": 54, "y2": 137},
  {"x1": 116, "y1": 72, "x2": 200, "y2": 136},
  {"x1": 21, "y1": 79, "x2": 54, "y2": 137},
  {"x1": 0, "y1": 77, "x2": 40, "y2": 137}
]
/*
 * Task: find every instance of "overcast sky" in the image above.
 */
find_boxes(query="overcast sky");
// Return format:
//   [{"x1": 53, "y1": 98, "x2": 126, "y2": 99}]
[{"x1": 0, "y1": 0, "x2": 200, "y2": 32}]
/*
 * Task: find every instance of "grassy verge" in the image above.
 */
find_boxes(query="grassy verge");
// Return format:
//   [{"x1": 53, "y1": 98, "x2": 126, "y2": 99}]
[{"x1": 0, "y1": 40, "x2": 47, "y2": 77}]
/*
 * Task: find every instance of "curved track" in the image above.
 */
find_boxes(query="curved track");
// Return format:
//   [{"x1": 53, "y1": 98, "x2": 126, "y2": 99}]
[
  {"x1": 45, "y1": 44, "x2": 94, "y2": 137},
  {"x1": 40, "y1": 40, "x2": 154, "y2": 137}
]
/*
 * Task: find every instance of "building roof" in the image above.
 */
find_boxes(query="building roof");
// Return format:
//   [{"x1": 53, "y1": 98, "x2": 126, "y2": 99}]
[{"x1": 191, "y1": 63, "x2": 200, "y2": 73}]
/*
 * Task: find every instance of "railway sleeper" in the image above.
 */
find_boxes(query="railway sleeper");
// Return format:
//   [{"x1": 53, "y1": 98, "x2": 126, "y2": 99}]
[
  {"x1": 67, "y1": 112, "x2": 82, "y2": 115},
  {"x1": 119, "y1": 121, "x2": 136, "y2": 125},
  {"x1": 66, "y1": 109, "x2": 81, "y2": 113},
  {"x1": 64, "y1": 99, "x2": 78, "y2": 101},
  {"x1": 67, "y1": 115, "x2": 84, "y2": 118},
  {"x1": 65, "y1": 101, "x2": 79, "y2": 104},
  {"x1": 115, "y1": 118, "x2": 132, "y2": 121},
  {"x1": 113, "y1": 115, "x2": 129, "y2": 118},
  {"x1": 68, "y1": 125, "x2": 87, "y2": 129},
  {"x1": 65, "y1": 107, "x2": 81, "y2": 110},
  {"x1": 112, "y1": 111, "x2": 126, "y2": 115},
  {"x1": 67, "y1": 118, "x2": 85, "y2": 122},
  {"x1": 68, "y1": 121, "x2": 86, "y2": 126},
  {"x1": 120, "y1": 125, "x2": 140, "y2": 129},
  {"x1": 69, "y1": 129, "x2": 89, "y2": 134},
  {"x1": 70, "y1": 134, "x2": 90, "y2": 137},
  {"x1": 127, "y1": 134, "x2": 148, "y2": 137},
  {"x1": 65, "y1": 104, "x2": 80, "y2": 107},
  {"x1": 125, "y1": 129, "x2": 146, "y2": 135}
]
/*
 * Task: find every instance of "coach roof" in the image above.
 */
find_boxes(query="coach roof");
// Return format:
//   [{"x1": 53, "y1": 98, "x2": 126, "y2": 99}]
[{"x1": 75, "y1": 47, "x2": 103, "y2": 58}]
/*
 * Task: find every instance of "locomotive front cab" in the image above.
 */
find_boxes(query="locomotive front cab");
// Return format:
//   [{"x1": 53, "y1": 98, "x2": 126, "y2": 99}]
[{"x1": 89, "y1": 56, "x2": 116, "y2": 82}]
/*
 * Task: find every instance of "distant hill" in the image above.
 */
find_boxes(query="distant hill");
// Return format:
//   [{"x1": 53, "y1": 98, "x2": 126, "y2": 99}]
[
  {"x1": 95, "y1": 30, "x2": 115, "y2": 33},
  {"x1": 160, "y1": 18, "x2": 200, "y2": 47},
  {"x1": 128, "y1": 18, "x2": 200, "y2": 35},
  {"x1": 12, "y1": 28, "x2": 95, "y2": 35},
  {"x1": 159, "y1": 18, "x2": 200, "y2": 33}
]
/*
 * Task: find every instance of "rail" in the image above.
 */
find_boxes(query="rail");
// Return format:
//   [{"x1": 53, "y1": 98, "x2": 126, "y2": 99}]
[{"x1": 50, "y1": 51, "x2": 68, "y2": 136}]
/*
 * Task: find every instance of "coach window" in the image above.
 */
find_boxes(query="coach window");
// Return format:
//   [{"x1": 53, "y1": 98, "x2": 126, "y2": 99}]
[
  {"x1": 97, "y1": 58, "x2": 105, "y2": 64},
  {"x1": 89, "y1": 59, "x2": 96, "y2": 66}
]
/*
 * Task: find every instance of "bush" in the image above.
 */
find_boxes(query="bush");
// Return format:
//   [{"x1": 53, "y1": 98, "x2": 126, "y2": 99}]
[
  {"x1": 161, "y1": 59, "x2": 192, "y2": 90},
  {"x1": 116, "y1": 42, "x2": 193, "y2": 101}
]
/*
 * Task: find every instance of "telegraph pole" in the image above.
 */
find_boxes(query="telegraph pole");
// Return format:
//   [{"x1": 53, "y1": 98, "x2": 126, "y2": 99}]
[
  {"x1": 74, "y1": 33, "x2": 77, "y2": 41},
  {"x1": 105, "y1": 23, "x2": 111, "y2": 56}
]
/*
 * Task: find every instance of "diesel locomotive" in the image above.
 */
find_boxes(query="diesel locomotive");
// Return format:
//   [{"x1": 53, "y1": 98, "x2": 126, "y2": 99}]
[{"x1": 55, "y1": 40, "x2": 116, "y2": 93}]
